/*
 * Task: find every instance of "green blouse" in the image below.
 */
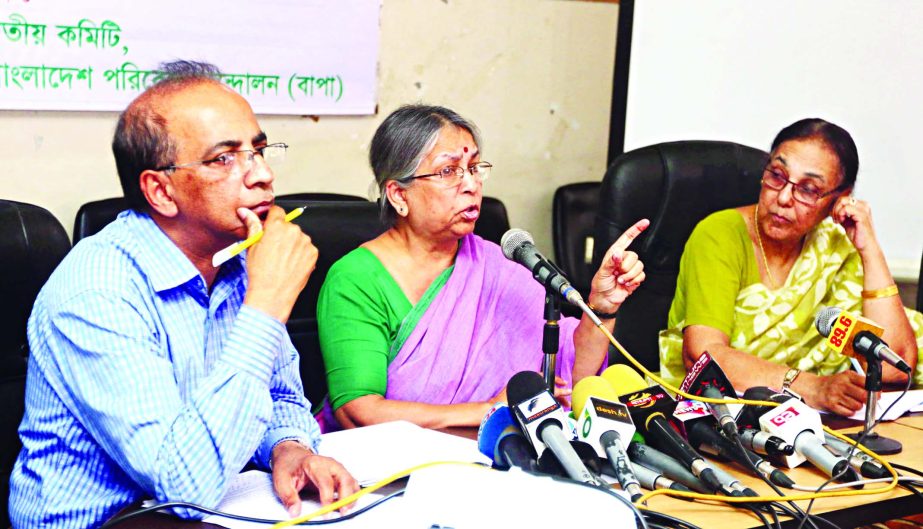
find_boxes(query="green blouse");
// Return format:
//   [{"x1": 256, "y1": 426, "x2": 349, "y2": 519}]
[
  {"x1": 316, "y1": 247, "x2": 451, "y2": 410},
  {"x1": 666, "y1": 208, "x2": 761, "y2": 335}
]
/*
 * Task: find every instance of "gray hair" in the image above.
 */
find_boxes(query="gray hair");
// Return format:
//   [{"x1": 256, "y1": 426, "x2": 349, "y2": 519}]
[
  {"x1": 112, "y1": 60, "x2": 223, "y2": 210},
  {"x1": 369, "y1": 104, "x2": 482, "y2": 226}
]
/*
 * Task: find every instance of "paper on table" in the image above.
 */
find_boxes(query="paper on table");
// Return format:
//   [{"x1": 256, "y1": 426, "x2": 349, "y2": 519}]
[
  {"x1": 317, "y1": 420, "x2": 490, "y2": 485},
  {"x1": 400, "y1": 464, "x2": 635, "y2": 528},
  {"x1": 846, "y1": 389, "x2": 923, "y2": 422},
  {"x1": 202, "y1": 470, "x2": 407, "y2": 529}
]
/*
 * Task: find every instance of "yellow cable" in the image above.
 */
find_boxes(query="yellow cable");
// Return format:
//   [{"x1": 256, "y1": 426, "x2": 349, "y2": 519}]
[
  {"x1": 270, "y1": 461, "x2": 487, "y2": 528},
  {"x1": 593, "y1": 324, "x2": 901, "y2": 506}
]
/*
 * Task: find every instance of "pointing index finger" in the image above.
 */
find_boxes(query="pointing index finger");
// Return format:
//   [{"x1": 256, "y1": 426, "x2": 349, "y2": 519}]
[{"x1": 612, "y1": 218, "x2": 650, "y2": 254}]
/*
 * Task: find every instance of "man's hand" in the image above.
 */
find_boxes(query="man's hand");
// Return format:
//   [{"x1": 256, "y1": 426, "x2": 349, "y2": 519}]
[
  {"x1": 271, "y1": 440, "x2": 360, "y2": 518},
  {"x1": 241, "y1": 206, "x2": 318, "y2": 323}
]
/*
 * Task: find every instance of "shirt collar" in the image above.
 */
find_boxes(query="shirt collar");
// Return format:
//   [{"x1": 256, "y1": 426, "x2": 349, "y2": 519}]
[{"x1": 122, "y1": 210, "x2": 244, "y2": 293}]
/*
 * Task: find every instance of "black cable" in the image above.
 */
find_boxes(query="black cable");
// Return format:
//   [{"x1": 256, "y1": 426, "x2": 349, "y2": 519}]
[
  {"x1": 741, "y1": 503, "x2": 773, "y2": 529},
  {"x1": 891, "y1": 462, "x2": 923, "y2": 480},
  {"x1": 98, "y1": 487, "x2": 406, "y2": 528},
  {"x1": 797, "y1": 377, "x2": 912, "y2": 529},
  {"x1": 729, "y1": 425, "x2": 823, "y2": 529},
  {"x1": 642, "y1": 510, "x2": 705, "y2": 529},
  {"x1": 899, "y1": 481, "x2": 923, "y2": 502}
]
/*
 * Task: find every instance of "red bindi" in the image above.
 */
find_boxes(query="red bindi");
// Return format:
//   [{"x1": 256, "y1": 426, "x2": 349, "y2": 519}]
[{"x1": 463, "y1": 147, "x2": 468, "y2": 153}]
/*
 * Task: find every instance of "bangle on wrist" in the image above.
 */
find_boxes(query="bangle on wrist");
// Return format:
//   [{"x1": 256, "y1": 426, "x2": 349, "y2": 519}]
[
  {"x1": 587, "y1": 303, "x2": 618, "y2": 320},
  {"x1": 861, "y1": 284, "x2": 899, "y2": 299}
]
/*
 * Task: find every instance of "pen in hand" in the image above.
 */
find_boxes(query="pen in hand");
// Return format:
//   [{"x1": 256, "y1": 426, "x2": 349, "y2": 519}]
[{"x1": 211, "y1": 205, "x2": 306, "y2": 267}]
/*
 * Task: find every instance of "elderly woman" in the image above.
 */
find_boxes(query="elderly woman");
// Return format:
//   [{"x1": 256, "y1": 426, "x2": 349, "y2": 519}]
[
  {"x1": 317, "y1": 104, "x2": 648, "y2": 430},
  {"x1": 660, "y1": 118, "x2": 923, "y2": 416}
]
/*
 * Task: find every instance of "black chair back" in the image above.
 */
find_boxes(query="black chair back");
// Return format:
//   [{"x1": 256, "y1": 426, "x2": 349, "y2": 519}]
[
  {"x1": 0, "y1": 200, "x2": 70, "y2": 527},
  {"x1": 593, "y1": 141, "x2": 767, "y2": 371},
  {"x1": 553, "y1": 182, "x2": 601, "y2": 298},
  {"x1": 473, "y1": 196, "x2": 510, "y2": 245},
  {"x1": 278, "y1": 199, "x2": 386, "y2": 410},
  {"x1": 73, "y1": 197, "x2": 128, "y2": 244},
  {"x1": 276, "y1": 192, "x2": 368, "y2": 202}
]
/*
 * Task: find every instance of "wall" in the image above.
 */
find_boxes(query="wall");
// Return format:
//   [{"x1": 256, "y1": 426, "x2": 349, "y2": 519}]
[{"x1": 0, "y1": 0, "x2": 619, "y2": 256}]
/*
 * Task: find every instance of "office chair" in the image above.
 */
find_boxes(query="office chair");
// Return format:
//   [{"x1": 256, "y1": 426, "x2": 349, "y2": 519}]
[
  {"x1": 553, "y1": 182, "x2": 602, "y2": 299},
  {"x1": 473, "y1": 196, "x2": 511, "y2": 245},
  {"x1": 593, "y1": 141, "x2": 767, "y2": 372},
  {"x1": 0, "y1": 200, "x2": 71, "y2": 527},
  {"x1": 72, "y1": 194, "x2": 368, "y2": 244},
  {"x1": 73, "y1": 197, "x2": 128, "y2": 244},
  {"x1": 277, "y1": 199, "x2": 386, "y2": 411}
]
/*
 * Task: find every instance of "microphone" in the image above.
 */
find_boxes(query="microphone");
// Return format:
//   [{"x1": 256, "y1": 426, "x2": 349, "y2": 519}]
[
  {"x1": 815, "y1": 307, "x2": 912, "y2": 374},
  {"x1": 626, "y1": 442, "x2": 711, "y2": 494},
  {"x1": 739, "y1": 428, "x2": 795, "y2": 457},
  {"x1": 679, "y1": 351, "x2": 741, "y2": 439},
  {"x1": 501, "y1": 229, "x2": 586, "y2": 307},
  {"x1": 602, "y1": 365, "x2": 725, "y2": 493},
  {"x1": 628, "y1": 461, "x2": 694, "y2": 495},
  {"x1": 677, "y1": 404, "x2": 794, "y2": 489},
  {"x1": 507, "y1": 371, "x2": 604, "y2": 487},
  {"x1": 477, "y1": 403, "x2": 538, "y2": 472},
  {"x1": 537, "y1": 440, "x2": 606, "y2": 481},
  {"x1": 572, "y1": 376, "x2": 643, "y2": 501},
  {"x1": 759, "y1": 393, "x2": 860, "y2": 482},
  {"x1": 823, "y1": 433, "x2": 890, "y2": 479}
]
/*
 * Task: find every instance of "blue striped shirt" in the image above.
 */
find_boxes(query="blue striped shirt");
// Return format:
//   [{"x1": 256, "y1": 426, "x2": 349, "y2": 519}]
[{"x1": 10, "y1": 210, "x2": 320, "y2": 529}]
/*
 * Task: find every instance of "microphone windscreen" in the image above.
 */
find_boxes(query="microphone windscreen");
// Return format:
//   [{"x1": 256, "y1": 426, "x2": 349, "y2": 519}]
[
  {"x1": 602, "y1": 364, "x2": 648, "y2": 396},
  {"x1": 477, "y1": 403, "x2": 516, "y2": 461},
  {"x1": 500, "y1": 228, "x2": 533, "y2": 260},
  {"x1": 814, "y1": 306, "x2": 842, "y2": 336},
  {"x1": 572, "y1": 376, "x2": 620, "y2": 416},
  {"x1": 507, "y1": 370, "x2": 548, "y2": 407}
]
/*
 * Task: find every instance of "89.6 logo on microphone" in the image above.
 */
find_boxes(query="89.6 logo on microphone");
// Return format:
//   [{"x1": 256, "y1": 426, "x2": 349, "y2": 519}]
[{"x1": 827, "y1": 314, "x2": 854, "y2": 352}]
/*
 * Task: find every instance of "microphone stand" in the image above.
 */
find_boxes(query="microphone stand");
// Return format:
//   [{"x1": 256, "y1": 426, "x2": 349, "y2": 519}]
[
  {"x1": 847, "y1": 356, "x2": 902, "y2": 454},
  {"x1": 542, "y1": 290, "x2": 561, "y2": 394}
]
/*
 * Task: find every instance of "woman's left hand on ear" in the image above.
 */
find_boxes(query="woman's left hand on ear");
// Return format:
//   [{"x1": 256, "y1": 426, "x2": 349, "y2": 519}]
[{"x1": 832, "y1": 195, "x2": 878, "y2": 253}]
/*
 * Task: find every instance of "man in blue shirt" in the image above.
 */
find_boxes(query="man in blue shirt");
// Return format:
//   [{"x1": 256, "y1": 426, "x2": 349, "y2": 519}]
[{"x1": 10, "y1": 61, "x2": 358, "y2": 529}]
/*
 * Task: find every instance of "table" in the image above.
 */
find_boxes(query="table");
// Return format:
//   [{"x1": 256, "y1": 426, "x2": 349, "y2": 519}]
[
  {"x1": 112, "y1": 418, "x2": 923, "y2": 528},
  {"x1": 642, "y1": 419, "x2": 923, "y2": 529}
]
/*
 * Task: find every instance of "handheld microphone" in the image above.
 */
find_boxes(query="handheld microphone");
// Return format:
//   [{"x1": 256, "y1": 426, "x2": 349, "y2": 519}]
[
  {"x1": 823, "y1": 433, "x2": 890, "y2": 479},
  {"x1": 739, "y1": 428, "x2": 795, "y2": 457},
  {"x1": 678, "y1": 405, "x2": 794, "y2": 489},
  {"x1": 507, "y1": 371, "x2": 604, "y2": 487},
  {"x1": 501, "y1": 229, "x2": 586, "y2": 307},
  {"x1": 537, "y1": 439, "x2": 606, "y2": 481},
  {"x1": 628, "y1": 461, "x2": 693, "y2": 495},
  {"x1": 477, "y1": 403, "x2": 538, "y2": 472},
  {"x1": 626, "y1": 442, "x2": 710, "y2": 494},
  {"x1": 572, "y1": 376, "x2": 642, "y2": 501},
  {"x1": 759, "y1": 395, "x2": 860, "y2": 482},
  {"x1": 815, "y1": 307, "x2": 912, "y2": 374},
  {"x1": 678, "y1": 351, "x2": 741, "y2": 439},
  {"x1": 603, "y1": 365, "x2": 724, "y2": 493}
]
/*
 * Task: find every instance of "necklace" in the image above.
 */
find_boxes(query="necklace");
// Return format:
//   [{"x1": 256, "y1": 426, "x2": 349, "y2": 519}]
[{"x1": 754, "y1": 204, "x2": 777, "y2": 289}]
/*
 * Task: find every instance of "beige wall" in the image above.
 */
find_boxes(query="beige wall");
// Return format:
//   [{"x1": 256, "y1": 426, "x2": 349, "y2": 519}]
[{"x1": 0, "y1": 0, "x2": 618, "y2": 255}]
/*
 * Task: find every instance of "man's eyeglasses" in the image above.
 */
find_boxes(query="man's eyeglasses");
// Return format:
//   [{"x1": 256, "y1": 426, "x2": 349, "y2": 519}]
[
  {"x1": 402, "y1": 161, "x2": 492, "y2": 187},
  {"x1": 156, "y1": 143, "x2": 288, "y2": 175},
  {"x1": 761, "y1": 167, "x2": 844, "y2": 206}
]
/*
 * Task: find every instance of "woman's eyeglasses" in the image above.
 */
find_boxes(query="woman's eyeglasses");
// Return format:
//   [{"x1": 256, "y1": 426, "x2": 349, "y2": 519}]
[
  {"x1": 402, "y1": 161, "x2": 492, "y2": 187},
  {"x1": 761, "y1": 167, "x2": 844, "y2": 206}
]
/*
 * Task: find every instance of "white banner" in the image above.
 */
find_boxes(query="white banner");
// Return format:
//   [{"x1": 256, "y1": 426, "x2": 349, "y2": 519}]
[{"x1": 0, "y1": 0, "x2": 380, "y2": 114}]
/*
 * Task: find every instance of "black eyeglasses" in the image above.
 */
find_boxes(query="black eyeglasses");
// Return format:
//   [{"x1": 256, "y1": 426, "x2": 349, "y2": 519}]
[
  {"x1": 156, "y1": 143, "x2": 288, "y2": 175},
  {"x1": 761, "y1": 167, "x2": 845, "y2": 206},
  {"x1": 401, "y1": 162, "x2": 492, "y2": 187}
]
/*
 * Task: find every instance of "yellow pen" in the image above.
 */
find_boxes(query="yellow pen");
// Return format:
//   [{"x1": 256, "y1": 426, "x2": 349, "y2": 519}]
[{"x1": 211, "y1": 206, "x2": 306, "y2": 267}]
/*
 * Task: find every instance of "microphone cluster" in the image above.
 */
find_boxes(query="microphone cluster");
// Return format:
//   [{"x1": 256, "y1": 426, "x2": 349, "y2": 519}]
[
  {"x1": 491, "y1": 229, "x2": 894, "y2": 500},
  {"x1": 477, "y1": 354, "x2": 892, "y2": 501}
]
